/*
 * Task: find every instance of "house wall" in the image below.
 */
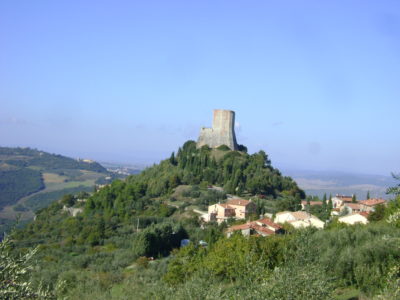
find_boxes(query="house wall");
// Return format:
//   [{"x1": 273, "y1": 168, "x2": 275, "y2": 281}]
[
  {"x1": 309, "y1": 218, "x2": 324, "y2": 229},
  {"x1": 275, "y1": 213, "x2": 296, "y2": 224},
  {"x1": 331, "y1": 197, "x2": 343, "y2": 208},
  {"x1": 338, "y1": 214, "x2": 368, "y2": 225}
]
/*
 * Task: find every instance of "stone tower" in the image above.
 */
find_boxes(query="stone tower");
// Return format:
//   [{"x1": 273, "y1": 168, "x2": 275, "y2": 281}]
[{"x1": 197, "y1": 109, "x2": 238, "y2": 150}]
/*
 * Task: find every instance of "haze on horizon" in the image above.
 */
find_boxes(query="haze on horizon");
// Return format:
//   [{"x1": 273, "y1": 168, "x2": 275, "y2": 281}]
[{"x1": 1, "y1": 1, "x2": 399, "y2": 176}]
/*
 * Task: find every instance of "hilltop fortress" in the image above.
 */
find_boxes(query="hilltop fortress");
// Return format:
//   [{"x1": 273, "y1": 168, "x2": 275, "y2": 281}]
[{"x1": 197, "y1": 109, "x2": 238, "y2": 150}]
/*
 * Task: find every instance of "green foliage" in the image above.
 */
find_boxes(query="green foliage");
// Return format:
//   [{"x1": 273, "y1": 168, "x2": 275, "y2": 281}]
[
  {"x1": 368, "y1": 204, "x2": 386, "y2": 222},
  {"x1": 387, "y1": 173, "x2": 400, "y2": 196},
  {"x1": 303, "y1": 196, "x2": 331, "y2": 221},
  {"x1": 24, "y1": 185, "x2": 92, "y2": 212},
  {"x1": 216, "y1": 144, "x2": 231, "y2": 151},
  {"x1": 174, "y1": 141, "x2": 303, "y2": 197},
  {"x1": 0, "y1": 168, "x2": 44, "y2": 209},
  {"x1": 261, "y1": 262, "x2": 333, "y2": 300},
  {"x1": 0, "y1": 234, "x2": 53, "y2": 299},
  {"x1": 61, "y1": 194, "x2": 76, "y2": 207},
  {"x1": 375, "y1": 261, "x2": 400, "y2": 299},
  {"x1": 0, "y1": 146, "x2": 111, "y2": 217},
  {"x1": 164, "y1": 233, "x2": 290, "y2": 284},
  {"x1": 132, "y1": 222, "x2": 187, "y2": 258},
  {"x1": 275, "y1": 195, "x2": 302, "y2": 212},
  {"x1": 0, "y1": 147, "x2": 107, "y2": 173},
  {"x1": 8, "y1": 146, "x2": 399, "y2": 299},
  {"x1": 352, "y1": 194, "x2": 357, "y2": 203},
  {"x1": 237, "y1": 144, "x2": 248, "y2": 152}
]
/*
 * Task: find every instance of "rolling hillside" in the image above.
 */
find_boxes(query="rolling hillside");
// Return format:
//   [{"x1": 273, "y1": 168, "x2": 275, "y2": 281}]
[{"x1": 0, "y1": 147, "x2": 116, "y2": 232}]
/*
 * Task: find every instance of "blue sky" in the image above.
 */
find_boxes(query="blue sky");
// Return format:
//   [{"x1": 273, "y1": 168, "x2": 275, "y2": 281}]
[{"x1": 1, "y1": 1, "x2": 399, "y2": 175}]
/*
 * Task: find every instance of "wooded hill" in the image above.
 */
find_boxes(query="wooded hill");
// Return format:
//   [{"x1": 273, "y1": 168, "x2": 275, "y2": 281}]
[{"x1": 6, "y1": 142, "x2": 400, "y2": 299}]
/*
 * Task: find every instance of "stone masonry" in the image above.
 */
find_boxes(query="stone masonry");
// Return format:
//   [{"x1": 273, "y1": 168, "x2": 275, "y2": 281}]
[{"x1": 197, "y1": 109, "x2": 238, "y2": 150}]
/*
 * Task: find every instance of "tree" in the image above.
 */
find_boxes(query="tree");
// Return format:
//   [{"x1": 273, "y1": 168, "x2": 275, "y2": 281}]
[
  {"x1": 61, "y1": 194, "x2": 75, "y2": 207},
  {"x1": 327, "y1": 197, "x2": 333, "y2": 212},
  {"x1": 237, "y1": 144, "x2": 248, "y2": 153},
  {"x1": 339, "y1": 206, "x2": 350, "y2": 216},
  {"x1": 367, "y1": 190, "x2": 371, "y2": 200},
  {"x1": 387, "y1": 173, "x2": 400, "y2": 196},
  {"x1": 0, "y1": 235, "x2": 53, "y2": 299},
  {"x1": 306, "y1": 197, "x2": 311, "y2": 214},
  {"x1": 169, "y1": 152, "x2": 177, "y2": 166},
  {"x1": 368, "y1": 204, "x2": 386, "y2": 222},
  {"x1": 352, "y1": 194, "x2": 357, "y2": 203}
]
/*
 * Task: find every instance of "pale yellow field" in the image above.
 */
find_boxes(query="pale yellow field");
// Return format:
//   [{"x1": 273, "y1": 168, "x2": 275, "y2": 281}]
[{"x1": 42, "y1": 172, "x2": 68, "y2": 183}]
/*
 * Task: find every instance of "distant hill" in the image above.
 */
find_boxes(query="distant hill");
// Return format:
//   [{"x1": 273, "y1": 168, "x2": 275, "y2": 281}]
[
  {"x1": 0, "y1": 147, "x2": 117, "y2": 232},
  {"x1": 283, "y1": 169, "x2": 397, "y2": 200}
]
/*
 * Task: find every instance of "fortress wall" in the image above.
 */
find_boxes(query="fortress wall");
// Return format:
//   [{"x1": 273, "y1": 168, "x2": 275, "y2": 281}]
[
  {"x1": 213, "y1": 110, "x2": 235, "y2": 134},
  {"x1": 197, "y1": 109, "x2": 238, "y2": 150}
]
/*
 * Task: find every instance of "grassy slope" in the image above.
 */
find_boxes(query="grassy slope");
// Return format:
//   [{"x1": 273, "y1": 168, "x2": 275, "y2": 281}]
[
  {"x1": 0, "y1": 147, "x2": 111, "y2": 228},
  {"x1": 0, "y1": 170, "x2": 103, "y2": 221}
]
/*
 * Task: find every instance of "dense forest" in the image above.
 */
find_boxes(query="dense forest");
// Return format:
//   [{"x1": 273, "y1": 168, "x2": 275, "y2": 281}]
[
  {"x1": 0, "y1": 168, "x2": 44, "y2": 209},
  {"x1": 2, "y1": 142, "x2": 399, "y2": 299}
]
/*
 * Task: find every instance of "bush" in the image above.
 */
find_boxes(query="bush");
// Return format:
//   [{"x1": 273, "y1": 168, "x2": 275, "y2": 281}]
[{"x1": 216, "y1": 145, "x2": 231, "y2": 151}]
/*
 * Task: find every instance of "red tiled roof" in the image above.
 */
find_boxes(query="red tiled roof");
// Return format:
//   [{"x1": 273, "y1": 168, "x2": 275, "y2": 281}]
[
  {"x1": 359, "y1": 211, "x2": 370, "y2": 218},
  {"x1": 218, "y1": 203, "x2": 235, "y2": 209},
  {"x1": 227, "y1": 198, "x2": 252, "y2": 206},
  {"x1": 227, "y1": 223, "x2": 252, "y2": 232},
  {"x1": 345, "y1": 203, "x2": 362, "y2": 210},
  {"x1": 256, "y1": 218, "x2": 282, "y2": 230},
  {"x1": 336, "y1": 195, "x2": 353, "y2": 202},
  {"x1": 359, "y1": 199, "x2": 386, "y2": 206},
  {"x1": 227, "y1": 219, "x2": 278, "y2": 235},
  {"x1": 252, "y1": 224, "x2": 275, "y2": 235}
]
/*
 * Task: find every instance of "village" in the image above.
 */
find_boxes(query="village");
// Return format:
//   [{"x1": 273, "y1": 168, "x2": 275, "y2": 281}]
[{"x1": 196, "y1": 189, "x2": 387, "y2": 237}]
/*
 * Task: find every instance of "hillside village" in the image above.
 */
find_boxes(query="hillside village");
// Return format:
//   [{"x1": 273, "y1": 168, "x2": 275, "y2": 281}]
[
  {"x1": 195, "y1": 188, "x2": 387, "y2": 237},
  {"x1": 73, "y1": 182, "x2": 387, "y2": 237}
]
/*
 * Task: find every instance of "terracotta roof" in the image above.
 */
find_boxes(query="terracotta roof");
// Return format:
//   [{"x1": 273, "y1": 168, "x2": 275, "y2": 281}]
[
  {"x1": 359, "y1": 211, "x2": 370, "y2": 218},
  {"x1": 226, "y1": 198, "x2": 252, "y2": 206},
  {"x1": 301, "y1": 201, "x2": 323, "y2": 206},
  {"x1": 227, "y1": 219, "x2": 279, "y2": 235},
  {"x1": 252, "y1": 224, "x2": 275, "y2": 235},
  {"x1": 227, "y1": 223, "x2": 252, "y2": 232},
  {"x1": 336, "y1": 195, "x2": 353, "y2": 202},
  {"x1": 291, "y1": 211, "x2": 312, "y2": 220},
  {"x1": 256, "y1": 218, "x2": 282, "y2": 230},
  {"x1": 344, "y1": 203, "x2": 362, "y2": 210},
  {"x1": 218, "y1": 203, "x2": 235, "y2": 209},
  {"x1": 359, "y1": 198, "x2": 386, "y2": 206}
]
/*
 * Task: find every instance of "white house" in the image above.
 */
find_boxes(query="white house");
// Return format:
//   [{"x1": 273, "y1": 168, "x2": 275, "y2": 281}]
[
  {"x1": 338, "y1": 212, "x2": 369, "y2": 225},
  {"x1": 331, "y1": 195, "x2": 353, "y2": 208},
  {"x1": 274, "y1": 211, "x2": 324, "y2": 229}
]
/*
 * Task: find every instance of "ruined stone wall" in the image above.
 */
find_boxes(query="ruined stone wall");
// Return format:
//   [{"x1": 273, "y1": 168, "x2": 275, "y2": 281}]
[{"x1": 197, "y1": 109, "x2": 238, "y2": 150}]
